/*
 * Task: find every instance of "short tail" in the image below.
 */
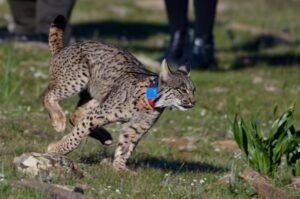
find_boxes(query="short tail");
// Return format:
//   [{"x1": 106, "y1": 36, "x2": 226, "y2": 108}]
[{"x1": 49, "y1": 15, "x2": 67, "y2": 55}]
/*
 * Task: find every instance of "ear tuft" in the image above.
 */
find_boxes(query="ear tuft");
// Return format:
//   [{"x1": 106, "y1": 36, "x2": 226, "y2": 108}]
[
  {"x1": 177, "y1": 64, "x2": 191, "y2": 76},
  {"x1": 160, "y1": 59, "x2": 171, "y2": 82}
]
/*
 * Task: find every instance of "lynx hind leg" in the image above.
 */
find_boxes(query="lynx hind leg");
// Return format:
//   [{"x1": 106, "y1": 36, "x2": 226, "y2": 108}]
[
  {"x1": 71, "y1": 101, "x2": 114, "y2": 146},
  {"x1": 43, "y1": 68, "x2": 89, "y2": 132},
  {"x1": 70, "y1": 91, "x2": 113, "y2": 145},
  {"x1": 43, "y1": 86, "x2": 67, "y2": 132},
  {"x1": 47, "y1": 105, "x2": 109, "y2": 154}
]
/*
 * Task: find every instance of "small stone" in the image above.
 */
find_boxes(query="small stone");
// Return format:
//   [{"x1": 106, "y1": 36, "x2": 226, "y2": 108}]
[
  {"x1": 292, "y1": 177, "x2": 300, "y2": 186},
  {"x1": 13, "y1": 152, "x2": 84, "y2": 180},
  {"x1": 264, "y1": 84, "x2": 280, "y2": 93},
  {"x1": 252, "y1": 76, "x2": 263, "y2": 84},
  {"x1": 0, "y1": 173, "x2": 5, "y2": 181},
  {"x1": 115, "y1": 188, "x2": 121, "y2": 194},
  {"x1": 23, "y1": 156, "x2": 38, "y2": 168}
]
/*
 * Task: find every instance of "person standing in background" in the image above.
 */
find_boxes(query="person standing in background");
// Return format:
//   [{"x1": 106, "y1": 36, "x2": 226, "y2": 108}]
[
  {"x1": 160, "y1": 0, "x2": 218, "y2": 69},
  {"x1": 0, "y1": 0, "x2": 76, "y2": 43}
]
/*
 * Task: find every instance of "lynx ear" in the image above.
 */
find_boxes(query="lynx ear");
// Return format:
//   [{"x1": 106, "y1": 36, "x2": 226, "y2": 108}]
[
  {"x1": 177, "y1": 64, "x2": 191, "y2": 76},
  {"x1": 160, "y1": 59, "x2": 171, "y2": 82}
]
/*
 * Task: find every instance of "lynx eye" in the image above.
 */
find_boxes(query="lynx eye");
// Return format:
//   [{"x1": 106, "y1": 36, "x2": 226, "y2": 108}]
[{"x1": 180, "y1": 89, "x2": 189, "y2": 94}]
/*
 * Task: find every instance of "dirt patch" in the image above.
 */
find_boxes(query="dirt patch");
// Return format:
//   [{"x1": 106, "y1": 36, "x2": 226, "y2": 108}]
[
  {"x1": 212, "y1": 140, "x2": 239, "y2": 152},
  {"x1": 160, "y1": 136, "x2": 196, "y2": 151}
]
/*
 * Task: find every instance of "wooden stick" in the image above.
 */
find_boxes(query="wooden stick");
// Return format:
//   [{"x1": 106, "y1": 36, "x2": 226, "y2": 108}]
[
  {"x1": 13, "y1": 179, "x2": 94, "y2": 199},
  {"x1": 240, "y1": 167, "x2": 299, "y2": 198}
]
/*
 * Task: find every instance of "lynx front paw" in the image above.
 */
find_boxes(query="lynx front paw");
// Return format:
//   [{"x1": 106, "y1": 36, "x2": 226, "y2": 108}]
[{"x1": 47, "y1": 141, "x2": 62, "y2": 154}]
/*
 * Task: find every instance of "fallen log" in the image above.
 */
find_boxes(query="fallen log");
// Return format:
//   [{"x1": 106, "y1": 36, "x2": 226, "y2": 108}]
[
  {"x1": 13, "y1": 179, "x2": 93, "y2": 199},
  {"x1": 240, "y1": 167, "x2": 300, "y2": 199}
]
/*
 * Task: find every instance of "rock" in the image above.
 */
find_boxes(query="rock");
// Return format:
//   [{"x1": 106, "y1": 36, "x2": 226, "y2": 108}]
[
  {"x1": 22, "y1": 156, "x2": 40, "y2": 175},
  {"x1": 14, "y1": 152, "x2": 85, "y2": 180},
  {"x1": 292, "y1": 177, "x2": 300, "y2": 186},
  {"x1": 212, "y1": 140, "x2": 239, "y2": 152},
  {"x1": 160, "y1": 136, "x2": 196, "y2": 151}
]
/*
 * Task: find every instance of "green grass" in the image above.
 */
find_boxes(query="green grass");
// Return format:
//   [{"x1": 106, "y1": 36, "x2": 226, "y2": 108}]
[{"x1": 0, "y1": 0, "x2": 300, "y2": 198}]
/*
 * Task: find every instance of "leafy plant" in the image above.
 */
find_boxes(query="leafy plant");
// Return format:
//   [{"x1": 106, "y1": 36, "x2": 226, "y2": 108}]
[
  {"x1": 231, "y1": 104, "x2": 300, "y2": 178},
  {"x1": 0, "y1": 54, "x2": 21, "y2": 103}
]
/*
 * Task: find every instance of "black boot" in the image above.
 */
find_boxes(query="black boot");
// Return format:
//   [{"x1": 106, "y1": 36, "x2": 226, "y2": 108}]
[
  {"x1": 158, "y1": 30, "x2": 188, "y2": 66},
  {"x1": 189, "y1": 36, "x2": 215, "y2": 69}
]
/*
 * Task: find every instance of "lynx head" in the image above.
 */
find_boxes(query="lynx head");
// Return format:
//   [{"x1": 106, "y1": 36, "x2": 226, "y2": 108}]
[{"x1": 154, "y1": 59, "x2": 196, "y2": 111}]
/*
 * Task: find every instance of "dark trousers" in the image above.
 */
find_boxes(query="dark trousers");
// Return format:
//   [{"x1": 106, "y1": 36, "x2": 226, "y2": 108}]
[
  {"x1": 164, "y1": 0, "x2": 218, "y2": 39},
  {"x1": 8, "y1": 0, "x2": 76, "y2": 35}
]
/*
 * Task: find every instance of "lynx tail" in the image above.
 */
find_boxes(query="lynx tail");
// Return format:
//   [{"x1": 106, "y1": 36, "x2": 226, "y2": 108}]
[{"x1": 49, "y1": 15, "x2": 67, "y2": 55}]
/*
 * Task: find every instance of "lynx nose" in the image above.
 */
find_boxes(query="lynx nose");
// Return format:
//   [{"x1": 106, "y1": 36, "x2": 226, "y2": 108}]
[
  {"x1": 182, "y1": 99, "x2": 196, "y2": 107},
  {"x1": 182, "y1": 99, "x2": 190, "y2": 104},
  {"x1": 189, "y1": 97, "x2": 196, "y2": 105},
  {"x1": 191, "y1": 99, "x2": 196, "y2": 105}
]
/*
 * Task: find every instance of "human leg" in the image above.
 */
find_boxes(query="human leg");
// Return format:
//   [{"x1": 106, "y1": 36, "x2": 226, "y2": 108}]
[
  {"x1": 190, "y1": 0, "x2": 218, "y2": 69},
  {"x1": 159, "y1": 0, "x2": 189, "y2": 66},
  {"x1": 8, "y1": 0, "x2": 36, "y2": 34},
  {"x1": 35, "y1": 0, "x2": 76, "y2": 43}
]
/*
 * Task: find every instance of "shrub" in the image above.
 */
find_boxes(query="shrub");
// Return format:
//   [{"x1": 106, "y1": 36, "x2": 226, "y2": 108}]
[{"x1": 231, "y1": 104, "x2": 300, "y2": 178}]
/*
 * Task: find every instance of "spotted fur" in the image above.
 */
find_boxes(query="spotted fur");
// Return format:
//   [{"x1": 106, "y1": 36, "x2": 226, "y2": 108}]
[
  {"x1": 49, "y1": 15, "x2": 66, "y2": 55},
  {"x1": 43, "y1": 15, "x2": 196, "y2": 171}
]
